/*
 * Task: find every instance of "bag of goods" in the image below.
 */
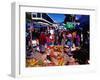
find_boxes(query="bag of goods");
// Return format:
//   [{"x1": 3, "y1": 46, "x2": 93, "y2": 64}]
[
  {"x1": 57, "y1": 54, "x2": 64, "y2": 66},
  {"x1": 50, "y1": 49, "x2": 55, "y2": 57},
  {"x1": 68, "y1": 57, "x2": 76, "y2": 65},
  {"x1": 48, "y1": 62, "x2": 55, "y2": 66},
  {"x1": 58, "y1": 57, "x2": 64, "y2": 66},
  {"x1": 51, "y1": 57, "x2": 58, "y2": 66},
  {"x1": 26, "y1": 58, "x2": 38, "y2": 67},
  {"x1": 37, "y1": 60, "x2": 43, "y2": 66}
]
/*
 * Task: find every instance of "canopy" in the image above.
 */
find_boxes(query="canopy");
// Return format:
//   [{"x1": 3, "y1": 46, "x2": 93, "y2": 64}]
[{"x1": 33, "y1": 25, "x2": 47, "y2": 28}]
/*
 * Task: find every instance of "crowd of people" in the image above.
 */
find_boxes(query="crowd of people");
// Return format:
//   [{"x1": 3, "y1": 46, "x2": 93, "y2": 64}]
[{"x1": 26, "y1": 24, "x2": 89, "y2": 67}]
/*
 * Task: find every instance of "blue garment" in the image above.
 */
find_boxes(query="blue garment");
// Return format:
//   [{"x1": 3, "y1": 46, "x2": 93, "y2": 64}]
[
  {"x1": 66, "y1": 40, "x2": 73, "y2": 56},
  {"x1": 67, "y1": 41, "x2": 73, "y2": 48}
]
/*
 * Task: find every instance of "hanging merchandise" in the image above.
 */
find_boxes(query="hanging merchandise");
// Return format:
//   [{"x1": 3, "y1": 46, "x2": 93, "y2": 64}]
[{"x1": 64, "y1": 22, "x2": 75, "y2": 30}]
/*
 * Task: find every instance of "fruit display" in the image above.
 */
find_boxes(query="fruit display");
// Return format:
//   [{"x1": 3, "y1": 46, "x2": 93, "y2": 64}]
[
  {"x1": 53, "y1": 46, "x2": 63, "y2": 52},
  {"x1": 26, "y1": 45, "x2": 79, "y2": 67}
]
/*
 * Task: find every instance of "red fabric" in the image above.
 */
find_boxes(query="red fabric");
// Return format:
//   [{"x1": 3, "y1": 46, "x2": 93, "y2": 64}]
[{"x1": 39, "y1": 33, "x2": 46, "y2": 45}]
